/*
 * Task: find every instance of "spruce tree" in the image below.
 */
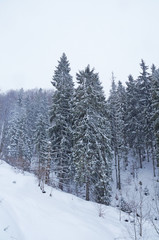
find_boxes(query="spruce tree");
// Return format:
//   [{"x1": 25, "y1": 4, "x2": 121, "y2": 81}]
[
  {"x1": 108, "y1": 76, "x2": 119, "y2": 189},
  {"x1": 115, "y1": 81, "x2": 127, "y2": 188},
  {"x1": 137, "y1": 60, "x2": 152, "y2": 163},
  {"x1": 125, "y1": 61, "x2": 151, "y2": 169},
  {"x1": 125, "y1": 75, "x2": 138, "y2": 151},
  {"x1": 34, "y1": 114, "x2": 49, "y2": 191},
  {"x1": 151, "y1": 69, "x2": 159, "y2": 180},
  {"x1": 108, "y1": 78, "x2": 127, "y2": 190},
  {"x1": 73, "y1": 65, "x2": 112, "y2": 204},
  {"x1": 49, "y1": 53, "x2": 74, "y2": 191}
]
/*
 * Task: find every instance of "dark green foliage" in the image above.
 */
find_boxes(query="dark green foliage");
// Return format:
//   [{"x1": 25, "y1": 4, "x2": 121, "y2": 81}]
[
  {"x1": 124, "y1": 61, "x2": 153, "y2": 168},
  {"x1": 1, "y1": 56, "x2": 159, "y2": 205},
  {"x1": 152, "y1": 70, "x2": 159, "y2": 172},
  {"x1": 49, "y1": 53, "x2": 74, "y2": 191},
  {"x1": 73, "y1": 65, "x2": 112, "y2": 204},
  {"x1": 108, "y1": 78, "x2": 128, "y2": 190}
]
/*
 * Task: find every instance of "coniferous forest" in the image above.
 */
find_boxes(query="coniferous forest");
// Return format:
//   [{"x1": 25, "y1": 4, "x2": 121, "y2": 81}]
[{"x1": 0, "y1": 53, "x2": 159, "y2": 205}]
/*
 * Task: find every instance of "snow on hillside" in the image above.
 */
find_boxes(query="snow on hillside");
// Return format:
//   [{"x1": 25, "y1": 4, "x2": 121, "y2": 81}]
[
  {"x1": 0, "y1": 160, "x2": 127, "y2": 240},
  {"x1": 111, "y1": 156, "x2": 159, "y2": 240},
  {"x1": 0, "y1": 160, "x2": 158, "y2": 240}
]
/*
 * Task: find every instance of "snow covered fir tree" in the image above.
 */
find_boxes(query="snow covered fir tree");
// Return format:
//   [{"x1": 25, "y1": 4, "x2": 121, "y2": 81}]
[
  {"x1": 49, "y1": 53, "x2": 74, "y2": 192},
  {"x1": 1, "y1": 55, "x2": 159, "y2": 223},
  {"x1": 73, "y1": 65, "x2": 112, "y2": 204}
]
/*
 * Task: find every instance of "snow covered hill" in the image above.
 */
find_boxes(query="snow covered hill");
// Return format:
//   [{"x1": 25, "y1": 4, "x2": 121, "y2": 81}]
[
  {"x1": 0, "y1": 160, "x2": 158, "y2": 240},
  {"x1": 0, "y1": 160, "x2": 126, "y2": 240}
]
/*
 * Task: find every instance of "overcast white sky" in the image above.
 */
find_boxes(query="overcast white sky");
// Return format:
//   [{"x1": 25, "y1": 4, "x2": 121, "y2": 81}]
[{"x1": 0, "y1": 0, "x2": 159, "y2": 97}]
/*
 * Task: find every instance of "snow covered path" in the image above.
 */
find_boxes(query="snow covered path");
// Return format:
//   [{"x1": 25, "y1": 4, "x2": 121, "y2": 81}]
[{"x1": 0, "y1": 161, "x2": 127, "y2": 240}]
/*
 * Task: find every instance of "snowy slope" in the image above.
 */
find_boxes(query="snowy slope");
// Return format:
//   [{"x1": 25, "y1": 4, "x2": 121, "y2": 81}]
[
  {"x1": 0, "y1": 160, "x2": 158, "y2": 240},
  {"x1": 0, "y1": 160, "x2": 127, "y2": 240},
  {"x1": 111, "y1": 157, "x2": 159, "y2": 240}
]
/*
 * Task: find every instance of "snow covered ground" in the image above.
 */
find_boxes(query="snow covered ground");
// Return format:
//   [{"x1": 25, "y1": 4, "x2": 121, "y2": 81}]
[
  {"x1": 111, "y1": 156, "x2": 159, "y2": 240},
  {"x1": 0, "y1": 160, "x2": 158, "y2": 240},
  {"x1": 0, "y1": 160, "x2": 126, "y2": 240}
]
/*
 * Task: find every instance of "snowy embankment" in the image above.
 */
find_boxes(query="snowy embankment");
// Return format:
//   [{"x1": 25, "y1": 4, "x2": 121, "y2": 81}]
[{"x1": 0, "y1": 160, "x2": 128, "y2": 240}]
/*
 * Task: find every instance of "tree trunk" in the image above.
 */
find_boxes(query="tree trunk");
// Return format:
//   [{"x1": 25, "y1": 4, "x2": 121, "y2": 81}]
[
  {"x1": 139, "y1": 181, "x2": 143, "y2": 237},
  {"x1": 59, "y1": 172, "x2": 63, "y2": 191},
  {"x1": 117, "y1": 153, "x2": 121, "y2": 190},
  {"x1": 45, "y1": 149, "x2": 51, "y2": 184},
  {"x1": 139, "y1": 148, "x2": 142, "y2": 168},
  {"x1": 86, "y1": 176, "x2": 90, "y2": 201},
  {"x1": 146, "y1": 148, "x2": 149, "y2": 162},
  {"x1": 152, "y1": 143, "x2": 156, "y2": 177},
  {"x1": 114, "y1": 150, "x2": 118, "y2": 189}
]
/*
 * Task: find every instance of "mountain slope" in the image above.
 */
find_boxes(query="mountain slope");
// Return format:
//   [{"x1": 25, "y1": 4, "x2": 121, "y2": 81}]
[
  {"x1": 0, "y1": 160, "x2": 126, "y2": 240},
  {"x1": 0, "y1": 160, "x2": 158, "y2": 240}
]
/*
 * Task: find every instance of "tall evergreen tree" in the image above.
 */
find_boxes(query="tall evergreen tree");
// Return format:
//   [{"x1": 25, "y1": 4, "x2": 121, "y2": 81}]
[
  {"x1": 151, "y1": 69, "x2": 159, "y2": 180},
  {"x1": 49, "y1": 53, "x2": 74, "y2": 191},
  {"x1": 73, "y1": 65, "x2": 112, "y2": 204},
  {"x1": 108, "y1": 78, "x2": 127, "y2": 190},
  {"x1": 125, "y1": 75, "x2": 138, "y2": 150},
  {"x1": 115, "y1": 81, "x2": 128, "y2": 188},
  {"x1": 33, "y1": 113, "x2": 50, "y2": 191},
  {"x1": 150, "y1": 64, "x2": 157, "y2": 177},
  {"x1": 137, "y1": 60, "x2": 152, "y2": 162},
  {"x1": 125, "y1": 61, "x2": 152, "y2": 168},
  {"x1": 108, "y1": 76, "x2": 119, "y2": 189}
]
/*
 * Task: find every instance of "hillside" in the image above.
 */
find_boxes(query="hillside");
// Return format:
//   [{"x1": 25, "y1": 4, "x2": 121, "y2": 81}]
[
  {"x1": 0, "y1": 160, "x2": 158, "y2": 240},
  {"x1": 0, "y1": 160, "x2": 125, "y2": 240}
]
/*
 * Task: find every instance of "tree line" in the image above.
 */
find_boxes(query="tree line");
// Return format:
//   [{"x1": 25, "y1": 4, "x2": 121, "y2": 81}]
[
  {"x1": 0, "y1": 54, "x2": 159, "y2": 205},
  {"x1": 108, "y1": 60, "x2": 159, "y2": 190}
]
